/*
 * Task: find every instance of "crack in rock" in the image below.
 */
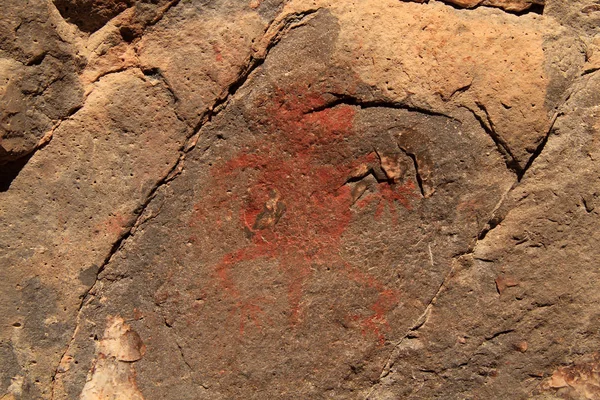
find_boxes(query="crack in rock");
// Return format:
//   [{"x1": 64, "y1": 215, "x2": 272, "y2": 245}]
[{"x1": 400, "y1": 0, "x2": 544, "y2": 14}]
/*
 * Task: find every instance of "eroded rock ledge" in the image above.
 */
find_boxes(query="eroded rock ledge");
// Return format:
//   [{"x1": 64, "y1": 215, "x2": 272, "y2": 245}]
[{"x1": 402, "y1": 0, "x2": 544, "y2": 13}]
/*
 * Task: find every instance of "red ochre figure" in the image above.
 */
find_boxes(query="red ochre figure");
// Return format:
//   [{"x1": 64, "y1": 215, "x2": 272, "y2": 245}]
[{"x1": 190, "y1": 85, "x2": 418, "y2": 344}]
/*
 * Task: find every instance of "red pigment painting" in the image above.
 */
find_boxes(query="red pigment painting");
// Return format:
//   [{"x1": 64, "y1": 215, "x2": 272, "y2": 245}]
[{"x1": 190, "y1": 85, "x2": 418, "y2": 344}]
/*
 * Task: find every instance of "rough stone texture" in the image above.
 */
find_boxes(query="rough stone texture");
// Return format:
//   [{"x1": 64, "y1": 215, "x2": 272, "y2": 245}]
[
  {"x1": 1, "y1": 0, "x2": 600, "y2": 399},
  {"x1": 0, "y1": 0, "x2": 84, "y2": 164},
  {"x1": 50, "y1": 12, "x2": 516, "y2": 398},
  {"x1": 135, "y1": 0, "x2": 277, "y2": 124},
  {"x1": 52, "y1": 0, "x2": 136, "y2": 33},
  {"x1": 366, "y1": 52, "x2": 600, "y2": 400},
  {"x1": 0, "y1": 69, "x2": 188, "y2": 398},
  {"x1": 78, "y1": 316, "x2": 146, "y2": 399}
]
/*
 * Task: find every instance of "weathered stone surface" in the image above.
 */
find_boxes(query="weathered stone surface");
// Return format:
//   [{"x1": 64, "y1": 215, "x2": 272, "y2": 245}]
[
  {"x1": 329, "y1": 0, "x2": 583, "y2": 171},
  {"x1": 546, "y1": 0, "x2": 600, "y2": 35},
  {"x1": 0, "y1": 69, "x2": 187, "y2": 398},
  {"x1": 52, "y1": 8, "x2": 514, "y2": 399},
  {"x1": 366, "y1": 63, "x2": 600, "y2": 400},
  {"x1": 78, "y1": 317, "x2": 146, "y2": 400},
  {"x1": 0, "y1": 1, "x2": 292, "y2": 398},
  {"x1": 1, "y1": 0, "x2": 600, "y2": 398},
  {"x1": 136, "y1": 0, "x2": 281, "y2": 124},
  {"x1": 0, "y1": 0, "x2": 84, "y2": 164}
]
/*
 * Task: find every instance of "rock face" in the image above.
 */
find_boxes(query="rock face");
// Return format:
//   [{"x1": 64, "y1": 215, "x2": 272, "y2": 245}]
[
  {"x1": 0, "y1": 0, "x2": 83, "y2": 164},
  {"x1": 0, "y1": 0, "x2": 599, "y2": 399}
]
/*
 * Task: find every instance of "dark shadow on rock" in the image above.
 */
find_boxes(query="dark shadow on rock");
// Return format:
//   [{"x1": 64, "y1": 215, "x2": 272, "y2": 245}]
[
  {"x1": 0, "y1": 152, "x2": 33, "y2": 192},
  {"x1": 52, "y1": 0, "x2": 135, "y2": 33}
]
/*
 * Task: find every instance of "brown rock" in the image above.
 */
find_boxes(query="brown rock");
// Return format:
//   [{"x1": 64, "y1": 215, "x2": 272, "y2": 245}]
[
  {"x1": 542, "y1": 353, "x2": 600, "y2": 398},
  {"x1": 495, "y1": 275, "x2": 520, "y2": 295},
  {"x1": 0, "y1": 0, "x2": 598, "y2": 398},
  {"x1": 376, "y1": 150, "x2": 407, "y2": 183},
  {"x1": 0, "y1": 0, "x2": 84, "y2": 164},
  {"x1": 0, "y1": 69, "x2": 187, "y2": 398},
  {"x1": 51, "y1": 9, "x2": 514, "y2": 398},
  {"x1": 514, "y1": 340, "x2": 528, "y2": 353},
  {"x1": 326, "y1": 0, "x2": 582, "y2": 170},
  {"x1": 368, "y1": 53, "x2": 600, "y2": 400},
  {"x1": 79, "y1": 317, "x2": 145, "y2": 400},
  {"x1": 136, "y1": 0, "x2": 275, "y2": 124}
]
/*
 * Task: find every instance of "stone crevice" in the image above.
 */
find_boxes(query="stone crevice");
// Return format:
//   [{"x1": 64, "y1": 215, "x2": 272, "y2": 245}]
[
  {"x1": 118, "y1": 0, "x2": 182, "y2": 43},
  {"x1": 175, "y1": 340, "x2": 193, "y2": 372},
  {"x1": 403, "y1": 0, "x2": 544, "y2": 15},
  {"x1": 2, "y1": 63, "x2": 139, "y2": 193},
  {"x1": 89, "y1": 67, "x2": 134, "y2": 86},
  {"x1": 139, "y1": 67, "x2": 190, "y2": 128},
  {"x1": 0, "y1": 101, "x2": 82, "y2": 192},
  {"x1": 309, "y1": 94, "x2": 459, "y2": 121},
  {"x1": 364, "y1": 263, "x2": 454, "y2": 399},
  {"x1": 470, "y1": 102, "x2": 521, "y2": 175},
  {"x1": 190, "y1": 8, "x2": 323, "y2": 133},
  {"x1": 49, "y1": 133, "x2": 187, "y2": 395},
  {"x1": 397, "y1": 145, "x2": 427, "y2": 197},
  {"x1": 485, "y1": 328, "x2": 516, "y2": 341},
  {"x1": 582, "y1": 67, "x2": 600, "y2": 76},
  {"x1": 172, "y1": 8, "x2": 323, "y2": 153},
  {"x1": 517, "y1": 88, "x2": 574, "y2": 181},
  {"x1": 300, "y1": 94, "x2": 460, "y2": 198}
]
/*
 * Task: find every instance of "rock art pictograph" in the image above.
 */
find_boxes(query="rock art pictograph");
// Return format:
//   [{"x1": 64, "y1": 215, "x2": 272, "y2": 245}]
[{"x1": 1, "y1": 0, "x2": 600, "y2": 399}]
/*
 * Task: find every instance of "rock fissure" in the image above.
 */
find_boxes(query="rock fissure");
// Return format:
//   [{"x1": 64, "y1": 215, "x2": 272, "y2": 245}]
[
  {"x1": 397, "y1": 146, "x2": 426, "y2": 197},
  {"x1": 401, "y1": 0, "x2": 544, "y2": 15},
  {"x1": 309, "y1": 94, "x2": 459, "y2": 121},
  {"x1": 365, "y1": 264, "x2": 454, "y2": 399},
  {"x1": 485, "y1": 328, "x2": 516, "y2": 341},
  {"x1": 2, "y1": 62, "x2": 140, "y2": 192},
  {"x1": 192, "y1": 8, "x2": 322, "y2": 132},
  {"x1": 175, "y1": 8, "x2": 322, "y2": 153},
  {"x1": 462, "y1": 104, "x2": 521, "y2": 175},
  {"x1": 90, "y1": 67, "x2": 134, "y2": 86},
  {"x1": 175, "y1": 341, "x2": 193, "y2": 372},
  {"x1": 517, "y1": 89, "x2": 573, "y2": 181},
  {"x1": 140, "y1": 67, "x2": 189, "y2": 127},
  {"x1": 582, "y1": 67, "x2": 600, "y2": 76},
  {"x1": 0, "y1": 101, "x2": 82, "y2": 192}
]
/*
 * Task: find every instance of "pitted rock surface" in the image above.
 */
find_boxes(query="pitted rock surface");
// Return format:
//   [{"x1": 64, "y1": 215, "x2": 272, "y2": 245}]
[{"x1": 1, "y1": 0, "x2": 599, "y2": 399}]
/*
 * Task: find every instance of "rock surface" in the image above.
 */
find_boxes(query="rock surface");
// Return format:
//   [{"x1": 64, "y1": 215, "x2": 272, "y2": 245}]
[
  {"x1": 0, "y1": 0, "x2": 599, "y2": 399},
  {"x1": 0, "y1": 0, "x2": 83, "y2": 164}
]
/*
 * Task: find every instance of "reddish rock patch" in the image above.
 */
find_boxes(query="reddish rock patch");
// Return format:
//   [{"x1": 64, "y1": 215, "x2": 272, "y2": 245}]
[{"x1": 190, "y1": 85, "x2": 418, "y2": 343}]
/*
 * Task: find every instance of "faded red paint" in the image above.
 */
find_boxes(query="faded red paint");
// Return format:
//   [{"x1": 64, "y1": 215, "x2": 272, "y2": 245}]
[
  {"x1": 456, "y1": 198, "x2": 479, "y2": 212},
  {"x1": 191, "y1": 84, "x2": 418, "y2": 342},
  {"x1": 213, "y1": 43, "x2": 223, "y2": 62},
  {"x1": 351, "y1": 289, "x2": 398, "y2": 345},
  {"x1": 96, "y1": 212, "x2": 128, "y2": 237},
  {"x1": 357, "y1": 180, "x2": 417, "y2": 224}
]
